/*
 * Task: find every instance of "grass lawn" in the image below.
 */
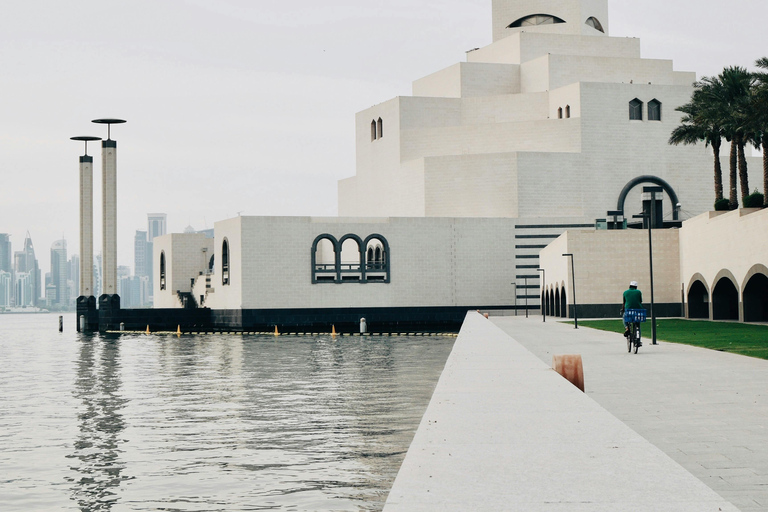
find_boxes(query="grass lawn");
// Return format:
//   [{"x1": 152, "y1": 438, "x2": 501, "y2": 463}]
[{"x1": 573, "y1": 319, "x2": 768, "y2": 360}]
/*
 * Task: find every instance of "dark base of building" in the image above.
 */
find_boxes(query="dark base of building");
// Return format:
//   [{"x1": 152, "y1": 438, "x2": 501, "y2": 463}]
[{"x1": 79, "y1": 303, "x2": 518, "y2": 333}]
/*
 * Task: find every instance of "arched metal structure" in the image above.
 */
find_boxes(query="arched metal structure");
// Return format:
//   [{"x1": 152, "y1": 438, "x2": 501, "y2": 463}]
[{"x1": 616, "y1": 175, "x2": 680, "y2": 221}]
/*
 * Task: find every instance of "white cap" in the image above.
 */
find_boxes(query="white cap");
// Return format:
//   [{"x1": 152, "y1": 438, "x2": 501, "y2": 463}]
[{"x1": 630, "y1": 281, "x2": 638, "y2": 287}]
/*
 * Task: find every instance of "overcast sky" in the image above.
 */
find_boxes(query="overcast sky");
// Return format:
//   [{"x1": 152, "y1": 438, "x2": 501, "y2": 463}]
[{"x1": 2, "y1": 0, "x2": 767, "y2": 276}]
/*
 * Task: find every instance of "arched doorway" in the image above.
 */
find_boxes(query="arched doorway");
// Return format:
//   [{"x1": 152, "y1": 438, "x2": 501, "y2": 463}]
[
  {"x1": 554, "y1": 288, "x2": 560, "y2": 318},
  {"x1": 687, "y1": 280, "x2": 709, "y2": 319},
  {"x1": 712, "y1": 277, "x2": 739, "y2": 321},
  {"x1": 743, "y1": 273, "x2": 768, "y2": 322},
  {"x1": 560, "y1": 286, "x2": 567, "y2": 318}
]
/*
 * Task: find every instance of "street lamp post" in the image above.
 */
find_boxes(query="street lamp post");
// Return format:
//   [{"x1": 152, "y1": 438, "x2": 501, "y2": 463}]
[
  {"x1": 537, "y1": 268, "x2": 545, "y2": 322},
  {"x1": 633, "y1": 212, "x2": 658, "y2": 345},
  {"x1": 562, "y1": 253, "x2": 577, "y2": 329},
  {"x1": 524, "y1": 276, "x2": 529, "y2": 318}
]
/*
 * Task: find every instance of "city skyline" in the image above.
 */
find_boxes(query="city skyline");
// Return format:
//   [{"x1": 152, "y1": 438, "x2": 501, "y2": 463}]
[{"x1": 2, "y1": 0, "x2": 767, "y2": 278}]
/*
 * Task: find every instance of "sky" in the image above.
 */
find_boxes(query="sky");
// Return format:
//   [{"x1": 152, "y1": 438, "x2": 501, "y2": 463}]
[{"x1": 2, "y1": 0, "x2": 767, "y2": 277}]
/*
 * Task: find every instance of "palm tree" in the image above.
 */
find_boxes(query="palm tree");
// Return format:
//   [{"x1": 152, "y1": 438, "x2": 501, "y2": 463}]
[
  {"x1": 752, "y1": 57, "x2": 768, "y2": 206},
  {"x1": 669, "y1": 88, "x2": 724, "y2": 203},
  {"x1": 716, "y1": 67, "x2": 755, "y2": 205}
]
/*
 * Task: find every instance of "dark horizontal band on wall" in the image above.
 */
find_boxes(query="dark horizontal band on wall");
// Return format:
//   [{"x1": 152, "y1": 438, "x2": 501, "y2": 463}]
[
  {"x1": 94, "y1": 300, "x2": 533, "y2": 333},
  {"x1": 515, "y1": 224, "x2": 594, "y2": 229},
  {"x1": 516, "y1": 255, "x2": 540, "y2": 259},
  {"x1": 516, "y1": 265, "x2": 539, "y2": 269},
  {"x1": 516, "y1": 274, "x2": 539, "y2": 279},
  {"x1": 516, "y1": 284, "x2": 540, "y2": 289},
  {"x1": 515, "y1": 245, "x2": 547, "y2": 249},
  {"x1": 515, "y1": 235, "x2": 559, "y2": 239}
]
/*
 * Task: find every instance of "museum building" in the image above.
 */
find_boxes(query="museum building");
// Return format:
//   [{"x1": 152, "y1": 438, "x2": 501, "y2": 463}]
[{"x1": 148, "y1": 0, "x2": 764, "y2": 330}]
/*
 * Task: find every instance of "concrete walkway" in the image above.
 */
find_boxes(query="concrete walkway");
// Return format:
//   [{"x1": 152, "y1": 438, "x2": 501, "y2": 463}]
[
  {"x1": 491, "y1": 315, "x2": 768, "y2": 512},
  {"x1": 383, "y1": 313, "x2": 738, "y2": 511}
]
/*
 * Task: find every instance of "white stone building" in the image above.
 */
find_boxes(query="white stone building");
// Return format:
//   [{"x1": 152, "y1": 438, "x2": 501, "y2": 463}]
[{"x1": 150, "y1": 0, "x2": 761, "y2": 327}]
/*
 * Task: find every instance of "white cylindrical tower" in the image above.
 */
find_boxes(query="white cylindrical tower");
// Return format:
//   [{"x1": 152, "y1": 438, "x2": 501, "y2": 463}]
[
  {"x1": 101, "y1": 138, "x2": 117, "y2": 296},
  {"x1": 93, "y1": 118, "x2": 126, "y2": 298},
  {"x1": 80, "y1": 154, "x2": 94, "y2": 296},
  {"x1": 71, "y1": 136, "x2": 101, "y2": 299}
]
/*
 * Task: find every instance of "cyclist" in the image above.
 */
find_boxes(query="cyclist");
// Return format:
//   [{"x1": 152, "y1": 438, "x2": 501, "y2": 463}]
[{"x1": 622, "y1": 281, "x2": 643, "y2": 341}]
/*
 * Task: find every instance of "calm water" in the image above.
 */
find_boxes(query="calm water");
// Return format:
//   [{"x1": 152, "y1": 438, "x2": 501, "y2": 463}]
[{"x1": 0, "y1": 314, "x2": 454, "y2": 511}]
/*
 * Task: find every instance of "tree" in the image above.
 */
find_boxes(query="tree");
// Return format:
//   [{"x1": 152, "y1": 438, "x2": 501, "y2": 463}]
[
  {"x1": 716, "y1": 67, "x2": 755, "y2": 205},
  {"x1": 670, "y1": 83, "x2": 725, "y2": 204},
  {"x1": 752, "y1": 57, "x2": 768, "y2": 206}
]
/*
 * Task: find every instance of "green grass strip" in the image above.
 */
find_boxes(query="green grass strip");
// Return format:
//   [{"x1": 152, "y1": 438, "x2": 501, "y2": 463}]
[{"x1": 573, "y1": 319, "x2": 768, "y2": 360}]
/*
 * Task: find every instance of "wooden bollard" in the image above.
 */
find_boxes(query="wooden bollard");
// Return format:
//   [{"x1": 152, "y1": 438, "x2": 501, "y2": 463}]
[{"x1": 552, "y1": 355, "x2": 584, "y2": 393}]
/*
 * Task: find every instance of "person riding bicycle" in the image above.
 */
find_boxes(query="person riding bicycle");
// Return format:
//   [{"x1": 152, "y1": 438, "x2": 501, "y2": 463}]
[{"x1": 622, "y1": 281, "x2": 643, "y2": 339}]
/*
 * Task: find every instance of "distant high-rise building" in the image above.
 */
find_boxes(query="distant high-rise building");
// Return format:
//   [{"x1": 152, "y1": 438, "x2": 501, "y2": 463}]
[
  {"x1": 14, "y1": 232, "x2": 40, "y2": 306},
  {"x1": 148, "y1": 213, "x2": 167, "y2": 241},
  {"x1": 69, "y1": 254, "x2": 80, "y2": 298},
  {"x1": 0, "y1": 234, "x2": 11, "y2": 273},
  {"x1": 0, "y1": 270, "x2": 11, "y2": 307},
  {"x1": 134, "y1": 230, "x2": 148, "y2": 277},
  {"x1": 146, "y1": 214, "x2": 166, "y2": 303},
  {"x1": 15, "y1": 272, "x2": 33, "y2": 307},
  {"x1": 50, "y1": 239, "x2": 69, "y2": 307}
]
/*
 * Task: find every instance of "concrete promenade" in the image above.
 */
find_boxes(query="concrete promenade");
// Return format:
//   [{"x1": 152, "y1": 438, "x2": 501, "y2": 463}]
[
  {"x1": 492, "y1": 315, "x2": 768, "y2": 511},
  {"x1": 383, "y1": 312, "x2": 739, "y2": 511}
]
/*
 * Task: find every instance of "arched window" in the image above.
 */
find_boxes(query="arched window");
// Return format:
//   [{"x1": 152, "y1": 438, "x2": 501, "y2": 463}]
[
  {"x1": 554, "y1": 288, "x2": 560, "y2": 317},
  {"x1": 377, "y1": 118, "x2": 383, "y2": 139},
  {"x1": 648, "y1": 99, "x2": 661, "y2": 121},
  {"x1": 312, "y1": 234, "x2": 338, "y2": 283},
  {"x1": 557, "y1": 107, "x2": 563, "y2": 119},
  {"x1": 208, "y1": 254, "x2": 215, "y2": 272},
  {"x1": 339, "y1": 235, "x2": 363, "y2": 282},
  {"x1": 371, "y1": 120, "x2": 377, "y2": 141},
  {"x1": 585, "y1": 17, "x2": 605, "y2": 33},
  {"x1": 565, "y1": 105, "x2": 571, "y2": 118},
  {"x1": 222, "y1": 238, "x2": 230, "y2": 286},
  {"x1": 508, "y1": 14, "x2": 566, "y2": 28},
  {"x1": 629, "y1": 98, "x2": 643, "y2": 120},
  {"x1": 159, "y1": 251, "x2": 166, "y2": 291},
  {"x1": 364, "y1": 235, "x2": 390, "y2": 283}
]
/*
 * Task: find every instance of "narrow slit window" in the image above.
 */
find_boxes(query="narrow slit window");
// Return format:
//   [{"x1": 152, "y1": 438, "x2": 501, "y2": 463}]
[
  {"x1": 377, "y1": 118, "x2": 383, "y2": 139},
  {"x1": 629, "y1": 98, "x2": 643, "y2": 120},
  {"x1": 159, "y1": 251, "x2": 166, "y2": 290},
  {"x1": 222, "y1": 239, "x2": 230, "y2": 286}
]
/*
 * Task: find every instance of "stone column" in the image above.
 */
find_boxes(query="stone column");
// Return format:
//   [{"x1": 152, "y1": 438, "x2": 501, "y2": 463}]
[
  {"x1": 79, "y1": 154, "x2": 94, "y2": 297},
  {"x1": 101, "y1": 138, "x2": 118, "y2": 297}
]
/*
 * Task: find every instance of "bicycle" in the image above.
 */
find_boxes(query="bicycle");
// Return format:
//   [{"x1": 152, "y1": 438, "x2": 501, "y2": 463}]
[{"x1": 623, "y1": 308, "x2": 647, "y2": 354}]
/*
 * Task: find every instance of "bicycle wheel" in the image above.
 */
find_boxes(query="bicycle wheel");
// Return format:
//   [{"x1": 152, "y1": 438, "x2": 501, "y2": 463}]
[
  {"x1": 627, "y1": 326, "x2": 632, "y2": 353},
  {"x1": 634, "y1": 325, "x2": 640, "y2": 354}
]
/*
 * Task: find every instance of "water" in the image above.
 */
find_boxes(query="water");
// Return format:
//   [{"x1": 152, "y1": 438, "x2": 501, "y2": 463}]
[{"x1": 0, "y1": 314, "x2": 454, "y2": 511}]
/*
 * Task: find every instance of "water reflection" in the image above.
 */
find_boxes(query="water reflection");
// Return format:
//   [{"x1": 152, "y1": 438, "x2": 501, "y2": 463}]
[{"x1": 67, "y1": 334, "x2": 129, "y2": 511}]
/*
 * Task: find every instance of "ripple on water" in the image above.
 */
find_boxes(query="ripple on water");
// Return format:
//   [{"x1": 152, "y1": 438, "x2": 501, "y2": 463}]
[{"x1": 0, "y1": 314, "x2": 453, "y2": 511}]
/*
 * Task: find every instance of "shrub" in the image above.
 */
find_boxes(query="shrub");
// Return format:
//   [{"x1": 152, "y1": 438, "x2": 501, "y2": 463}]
[
  {"x1": 743, "y1": 191, "x2": 765, "y2": 208},
  {"x1": 714, "y1": 198, "x2": 731, "y2": 211}
]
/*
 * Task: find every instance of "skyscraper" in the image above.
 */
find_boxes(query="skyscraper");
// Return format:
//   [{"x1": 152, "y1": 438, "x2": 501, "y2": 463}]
[
  {"x1": 14, "y1": 232, "x2": 40, "y2": 306},
  {"x1": 148, "y1": 213, "x2": 167, "y2": 241},
  {"x1": 146, "y1": 213, "x2": 166, "y2": 303},
  {"x1": 0, "y1": 234, "x2": 11, "y2": 273},
  {"x1": 51, "y1": 239, "x2": 69, "y2": 307}
]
